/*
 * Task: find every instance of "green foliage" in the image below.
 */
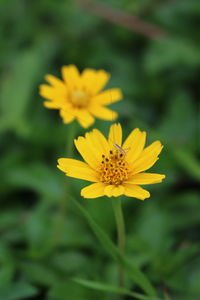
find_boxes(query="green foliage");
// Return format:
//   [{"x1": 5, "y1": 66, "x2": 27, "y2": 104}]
[
  {"x1": 72, "y1": 197, "x2": 156, "y2": 296},
  {"x1": 0, "y1": 0, "x2": 199, "y2": 299},
  {"x1": 0, "y1": 281, "x2": 37, "y2": 300},
  {"x1": 73, "y1": 278, "x2": 154, "y2": 299}
]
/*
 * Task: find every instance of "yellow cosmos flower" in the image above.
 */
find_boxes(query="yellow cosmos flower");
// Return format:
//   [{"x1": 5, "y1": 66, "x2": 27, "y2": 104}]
[
  {"x1": 39, "y1": 65, "x2": 122, "y2": 128},
  {"x1": 57, "y1": 124, "x2": 165, "y2": 200}
]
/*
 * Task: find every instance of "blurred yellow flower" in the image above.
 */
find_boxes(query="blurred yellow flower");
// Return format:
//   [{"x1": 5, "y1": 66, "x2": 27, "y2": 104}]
[
  {"x1": 39, "y1": 65, "x2": 122, "y2": 128},
  {"x1": 58, "y1": 124, "x2": 165, "y2": 200}
]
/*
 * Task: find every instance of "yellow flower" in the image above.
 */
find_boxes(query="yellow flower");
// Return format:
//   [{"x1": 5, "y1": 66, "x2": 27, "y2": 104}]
[
  {"x1": 39, "y1": 65, "x2": 122, "y2": 128},
  {"x1": 57, "y1": 123, "x2": 165, "y2": 200}
]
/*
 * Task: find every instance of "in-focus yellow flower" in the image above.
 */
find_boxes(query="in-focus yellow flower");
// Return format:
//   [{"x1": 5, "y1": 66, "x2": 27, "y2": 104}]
[
  {"x1": 39, "y1": 65, "x2": 122, "y2": 128},
  {"x1": 57, "y1": 124, "x2": 165, "y2": 200}
]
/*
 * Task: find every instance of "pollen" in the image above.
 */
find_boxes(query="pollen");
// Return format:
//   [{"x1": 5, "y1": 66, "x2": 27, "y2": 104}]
[{"x1": 98, "y1": 149, "x2": 130, "y2": 185}]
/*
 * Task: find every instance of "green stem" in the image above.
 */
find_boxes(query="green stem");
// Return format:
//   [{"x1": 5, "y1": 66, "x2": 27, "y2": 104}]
[
  {"x1": 52, "y1": 121, "x2": 77, "y2": 249},
  {"x1": 65, "y1": 120, "x2": 77, "y2": 159},
  {"x1": 61, "y1": 121, "x2": 77, "y2": 212},
  {"x1": 112, "y1": 198, "x2": 126, "y2": 298}
]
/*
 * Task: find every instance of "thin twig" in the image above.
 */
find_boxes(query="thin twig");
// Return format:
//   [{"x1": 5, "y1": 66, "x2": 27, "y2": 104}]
[{"x1": 74, "y1": 0, "x2": 167, "y2": 40}]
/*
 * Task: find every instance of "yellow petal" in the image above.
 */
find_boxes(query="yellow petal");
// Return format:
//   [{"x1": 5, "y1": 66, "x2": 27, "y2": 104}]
[
  {"x1": 81, "y1": 69, "x2": 110, "y2": 95},
  {"x1": 39, "y1": 84, "x2": 66, "y2": 100},
  {"x1": 133, "y1": 141, "x2": 163, "y2": 174},
  {"x1": 76, "y1": 110, "x2": 95, "y2": 128},
  {"x1": 74, "y1": 136, "x2": 98, "y2": 168},
  {"x1": 93, "y1": 70, "x2": 110, "y2": 94},
  {"x1": 104, "y1": 185, "x2": 124, "y2": 197},
  {"x1": 108, "y1": 123, "x2": 122, "y2": 147},
  {"x1": 83, "y1": 130, "x2": 110, "y2": 165},
  {"x1": 45, "y1": 74, "x2": 66, "y2": 90},
  {"x1": 123, "y1": 183, "x2": 150, "y2": 200},
  {"x1": 57, "y1": 158, "x2": 98, "y2": 182},
  {"x1": 112, "y1": 185, "x2": 124, "y2": 197},
  {"x1": 74, "y1": 128, "x2": 110, "y2": 168},
  {"x1": 89, "y1": 105, "x2": 117, "y2": 120},
  {"x1": 39, "y1": 85, "x2": 57, "y2": 100},
  {"x1": 126, "y1": 173, "x2": 165, "y2": 185},
  {"x1": 92, "y1": 88, "x2": 122, "y2": 105},
  {"x1": 123, "y1": 128, "x2": 146, "y2": 165},
  {"x1": 60, "y1": 109, "x2": 75, "y2": 123},
  {"x1": 43, "y1": 101, "x2": 61, "y2": 109},
  {"x1": 61, "y1": 65, "x2": 81, "y2": 90},
  {"x1": 81, "y1": 182, "x2": 106, "y2": 198},
  {"x1": 43, "y1": 96, "x2": 70, "y2": 109},
  {"x1": 81, "y1": 68, "x2": 97, "y2": 93},
  {"x1": 43, "y1": 98, "x2": 66, "y2": 109},
  {"x1": 88, "y1": 129, "x2": 110, "y2": 156}
]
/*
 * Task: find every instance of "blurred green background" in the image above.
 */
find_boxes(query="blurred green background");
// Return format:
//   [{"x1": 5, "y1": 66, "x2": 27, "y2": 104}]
[{"x1": 0, "y1": 0, "x2": 199, "y2": 299}]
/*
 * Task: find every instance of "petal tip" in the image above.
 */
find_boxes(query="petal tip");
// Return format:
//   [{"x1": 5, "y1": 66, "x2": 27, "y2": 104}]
[
  {"x1": 57, "y1": 164, "x2": 64, "y2": 172},
  {"x1": 80, "y1": 190, "x2": 85, "y2": 198},
  {"x1": 57, "y1": 158, "x2": 64, "y2": 164},
  {"x1": 141, "y1": 192, "x2": 151, "y2": 200},
  {"x1": 161, "y1": 174, "x2": 166, "y2": 181},
  {"x1": 44, "y1": 74, "x2": 51, "y2": 81}
]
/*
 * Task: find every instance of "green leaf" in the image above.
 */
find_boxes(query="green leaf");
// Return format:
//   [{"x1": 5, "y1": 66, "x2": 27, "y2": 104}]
[
  {"x1": 0, "y1": 265, "x2": 15, "y2": 289},
  {"x1": 73, "y1": 278, "x2": 154, "y2": 300},
  {"x1": 158, "y1": 91, "x2": 196, "y2": 146},
  {"x1": 72, "y1": 198, "x2": 156, "y2": 297},
  {"x1": 49, "y1": 281, "x2": 97, "y2": 300},
  {"x1": 145, "y1": 38, "x2": 200, "y2": 74},
  {"x1": 163, "y1": 291, "x2": 171, "y2": 300},
  {"x1": 7, "y1": 162, "x2": 63, "y2": 201},
  {"x1": 0, "y1": 281, "x2": 37, "y2": 300},
  {"x1": 0, "y1": 211, "x2": 20, "y2": 231},
  {"x1": 24, "y1": 205, "x2": 56, "y2": 257},
  {"x1": 0, "y1": 39, "x2": 56, "y2": 135},
  {"x1": 171, "y1": 148, "x2": 200, "y2": 181},
  {"x1": 136, "y1": 202, "x2": 170, "y2": 253},
  {"x1": 21, "y1": 262, "x2": 58, "y2": 286},
  {"x1": 51, "y1": 251, "x2": 88, "y2": 273},
  {"x1": 188, "y1": 265, "x2": 200, "y2": 293}
]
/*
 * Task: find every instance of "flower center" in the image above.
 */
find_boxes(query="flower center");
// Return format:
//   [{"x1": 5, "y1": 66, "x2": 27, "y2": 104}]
[
  {"x1": 70, "y1": 90, "x2": 89, "y2": 108},
  {"x1": 98, "y1": 150, "x2": 130, "y2": 185}
]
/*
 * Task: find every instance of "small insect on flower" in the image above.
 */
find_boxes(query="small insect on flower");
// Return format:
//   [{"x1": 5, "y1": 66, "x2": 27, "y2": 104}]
[
  {"x1": 113, "y1": 143, "x2": 127, "y2": 155},
  {"x1": 57, "y1": 123, "x2": 165, "y2": 200},
  {"x1": 39, "y1": 65, "x2": 123, "y2": 128},
  {"x1": 108, "y1": 91, "x2": 130, "y2": 156}
]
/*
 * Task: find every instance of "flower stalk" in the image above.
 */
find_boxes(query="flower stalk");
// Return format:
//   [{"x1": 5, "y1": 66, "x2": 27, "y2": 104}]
[
  {"x1": 65, "y1": 120, "x2": 77, "y2": 159},
  {"x1": 52, "y1": 121, "x2": 77, "y2": 249},
  {"x1": 112, "y1": 197, "x2": 126, "y2": 296},
  {"x1": 62, "y1": 121, "x2": 77, "y2": 212}
]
